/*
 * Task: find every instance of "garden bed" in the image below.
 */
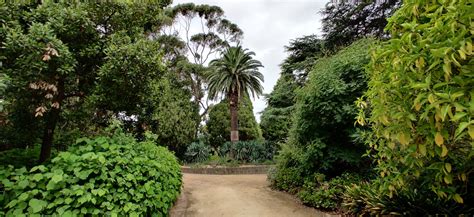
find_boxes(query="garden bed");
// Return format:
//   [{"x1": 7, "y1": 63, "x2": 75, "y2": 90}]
[{"x1": 181, "y1": 164, "x2": 274, "y2": 175}]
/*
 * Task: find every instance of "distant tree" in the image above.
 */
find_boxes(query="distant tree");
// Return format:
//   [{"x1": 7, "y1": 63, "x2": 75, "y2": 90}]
[
  {"x1": 321, "y1": 0, "x2": 401, "y2": 51},
  {"x1": 161, "y1": 3, "x2": 244, "y2": 120},
  {"x1": 206, "y1": 97, "x2": 262, "y2": 149},
  {"x1": 207, "y1": 46, "x2": 264, "y2": 143},
  {"x1": 260, "y1": 74, "x2": 298, "y2": 143}
]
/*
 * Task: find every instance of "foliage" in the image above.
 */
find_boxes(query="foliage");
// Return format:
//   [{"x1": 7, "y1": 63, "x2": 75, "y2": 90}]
[
  {"x1": 298, "y1": 173, "x2": 363, "y2": 210},
  {"x1": 206, "y1": 97, "x2": 263, "y2": 149},
  {"x1": 219, "y1": 140, "x2": 277, "y2": 163},
  {"x1": 207, "y1": 45, "x2": 263, "y2": 142},
  {"x1": 149, "y1": 77, "x2": 200, "y2": 158},
  {"x1": 342, "y1": 179, "x2": 473, "y2": 215},
  {"x1": 281, "y1": 35, "x2": 325, "y2": 82},
  {"x1": 260, "y1": 74, "x2": 298, "y2": 143},
  {"x1": 207, "y1": 45, "x2": 264, "y2": 100},
  {"x1": 0, "y1": 146, "x2": 52, "y2": 169},
  {"x1": 185, "y1": 141, "x2": 212, "y2": 163},
  {"x1": 269, "y1": 38, "x2": 375, "y2": 212},
  {"x1": 356, "y1": 0, "x2": 473, "y2": 210},
  {"x1": 321, "y1": 0, "x2": 401, "y2": 51},
  {"x1": 0, "y1": 1, "x2": 175, "y2": 161},
  {"x1": 95, "y1": 35, "x2": 200, "y2": 158},
  {"x1": 0, "y1": 128, "x2": 182, "y2": 216},
  {"x1": 288, "y1": 38, "x2": 375, "y2": 176},
  {"x1": 162, "y1": 3, "x2": 243, "y2": 121}
]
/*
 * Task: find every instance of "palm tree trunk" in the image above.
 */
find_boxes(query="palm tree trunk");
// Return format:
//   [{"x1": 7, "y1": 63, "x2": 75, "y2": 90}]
[{"x1": 229, "y1": 92, "x2": 239, "y2": 143}]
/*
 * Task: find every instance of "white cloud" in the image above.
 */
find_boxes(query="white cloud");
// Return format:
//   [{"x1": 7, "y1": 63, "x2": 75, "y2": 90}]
[{"x1": 173, "y1": 0, "x2": 328, "y2": 121}]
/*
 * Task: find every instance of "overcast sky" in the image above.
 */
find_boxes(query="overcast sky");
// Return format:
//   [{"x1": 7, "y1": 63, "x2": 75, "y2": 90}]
[{"x1": 173, "y1": 0, "x2": 328, "y2": 121}]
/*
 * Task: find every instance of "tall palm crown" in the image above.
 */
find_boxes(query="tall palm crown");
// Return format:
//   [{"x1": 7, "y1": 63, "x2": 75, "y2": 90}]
[
  {"x1": 207, "y1": 46, "x2": 264, "y2": 100},
  {"x1": 207, "y1": 45, "x2": 264, "y2": 142}
]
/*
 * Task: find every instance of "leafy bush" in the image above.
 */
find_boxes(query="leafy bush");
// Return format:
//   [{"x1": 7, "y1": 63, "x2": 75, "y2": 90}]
[
  {"x1": 219, "y1": 140, "x2": 277, "y2": 163},
  {"x1": 342, "y1": 180, "x2": 474, "y2": 216},
  {"x1": 355, "y1": 0, "x2": 473, "y2": 213},
  {"x1": 185, "y1": 141, "x2": 212, "y2": 163},
  {"x1": 0, "y1": 129, "x2": 182, "y2": 216},
  {"x1": 298, "y1": 173, "x2": 362, "y2": 210},
  {"x1": 284, "y1": 38, "x2": 375, "y2": 178}
]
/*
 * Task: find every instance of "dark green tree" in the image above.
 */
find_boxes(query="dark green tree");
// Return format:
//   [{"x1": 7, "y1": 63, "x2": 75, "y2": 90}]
[
  {"x1": 206, "y1": 97, "x2": 262, "y2": 149},
  {"x1": 281, "y1": 35, "x2": 325, "y2": 83},
  {"x1": 207, "y1": 46, "x2": 264, "y2": 142},
  {"x1": 260, "y1": 74, "x2": 298, "y2": 143},
  {"x1": 0, "y1": 1, "x2": 173, "y2": 161},
  {"x1": 321, "y1": 0, "x2": 401, "y2": 51}
]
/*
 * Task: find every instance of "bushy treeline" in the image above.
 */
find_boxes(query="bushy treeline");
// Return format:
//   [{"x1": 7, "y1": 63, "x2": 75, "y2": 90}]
[
  {"x1": 0, "y1": 1, "x2": 266, "y2": 163},
  {"x1": 0, "y1": 1, "x2": 201, "y2": 161},
  {"x1": 266, "y1": 0, "x2": 473, "y2": 215}
]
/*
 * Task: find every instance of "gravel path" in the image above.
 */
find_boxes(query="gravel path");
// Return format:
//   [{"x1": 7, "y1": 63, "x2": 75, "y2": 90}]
[{"x1": 170, "y1": 173, "x2": 338, "y2": 217}]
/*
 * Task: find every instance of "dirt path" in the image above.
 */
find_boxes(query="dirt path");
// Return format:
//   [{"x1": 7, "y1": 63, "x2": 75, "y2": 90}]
[{"x1": 170, "y1": 173, "x2": 338, "y2": 217}]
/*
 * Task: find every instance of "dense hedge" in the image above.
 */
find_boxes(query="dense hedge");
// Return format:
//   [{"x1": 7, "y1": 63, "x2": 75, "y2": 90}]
[
  {"x1": 269, "y1": 38, "x2": 376, "y2": 210},
  {"x1": 0, "y1": 130, "x2": 182, "y2": 216}
]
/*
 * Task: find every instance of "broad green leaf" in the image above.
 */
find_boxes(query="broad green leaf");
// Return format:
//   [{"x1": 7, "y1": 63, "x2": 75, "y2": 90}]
[
  {"x1": 29, "y1": 199, "x2": 47, "y2": 213},
  {"x1": 18, "y1": 180, "x2": 29, "y2": 189},
  {"x1": 51, "y1": 174, "x2": 63, "y2": 183}
]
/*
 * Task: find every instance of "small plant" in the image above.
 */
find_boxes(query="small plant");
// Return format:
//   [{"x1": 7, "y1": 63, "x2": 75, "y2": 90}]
[
  {"x1": 297, "y1": 173, "x2": 362, "y2": 210},
  {"x1": 184, "y1": 141, "x2": 212, "y2": 163}
]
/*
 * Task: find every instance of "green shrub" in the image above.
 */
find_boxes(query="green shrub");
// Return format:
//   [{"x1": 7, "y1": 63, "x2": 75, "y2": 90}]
[
  {"x1": 184, "y1": 141, "x2": 211, "y2": 163},
  {"x1": 0, "y1": 129, "x2": 182, "y2": 216},
  {"x1": 219, "y1": 140, "x2": 277, "y2": 163},
  {"x1": 355, "y1": 0, "x2": 473, "y2": 213},
  {"x1": 298, "y1": 173, "x2": 362, "y2": 210},
  {"x1": 342, "y1": 179, "x2": 473, "y2": 215}
]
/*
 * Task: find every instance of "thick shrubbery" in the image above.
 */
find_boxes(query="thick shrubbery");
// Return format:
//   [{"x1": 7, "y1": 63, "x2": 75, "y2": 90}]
[
  {"x1": 349, "y1": 0, "x2": 473, "y2": 215},
  {"x1": 298, "y1": 173, "x2": 362, "y2": 210},
  {"x1": 270, "y1": 39, "x2": 375, "y2": 210},
  {"x1": 0, "y1": 129, "x2": 182, "y2": 216},
  {"x1": 219, "y1": 140, "x2": 277, "y2": 163}
]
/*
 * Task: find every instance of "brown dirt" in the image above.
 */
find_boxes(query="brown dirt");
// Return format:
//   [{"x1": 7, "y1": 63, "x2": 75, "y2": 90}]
[{"x1": 170, "y1": 173, "x2": 339, "y2": 217}]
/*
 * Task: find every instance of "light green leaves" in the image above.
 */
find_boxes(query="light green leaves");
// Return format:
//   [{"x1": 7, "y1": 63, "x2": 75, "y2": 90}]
[
  {"x1": 361, "y1": 0, "x2": 473, "y2": 207},
  {"x1": 29, "y1": 199, "x2": 47, "y2": 213},
  {"x1": 1, "y1": 131, "x2": 182, "y2": 216}
]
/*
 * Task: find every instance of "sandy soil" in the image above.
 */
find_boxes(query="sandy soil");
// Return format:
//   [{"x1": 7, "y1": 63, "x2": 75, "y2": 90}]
[{"x1": 170, "y1": 173, "x2": 338, "y2": 217}]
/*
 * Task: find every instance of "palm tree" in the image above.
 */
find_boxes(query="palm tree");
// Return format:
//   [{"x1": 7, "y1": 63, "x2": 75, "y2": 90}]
[{"x1": 207, "y1": 45, "x2": 264, "y2": 143}]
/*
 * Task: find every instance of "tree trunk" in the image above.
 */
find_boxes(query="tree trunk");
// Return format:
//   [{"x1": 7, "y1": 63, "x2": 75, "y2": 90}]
[
  {"x1": 39, "y1": 79, "x2": 64, "y2": 163},
  {"x1": 229, "y1": 92, "x2": 239, "y2": 143}
]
